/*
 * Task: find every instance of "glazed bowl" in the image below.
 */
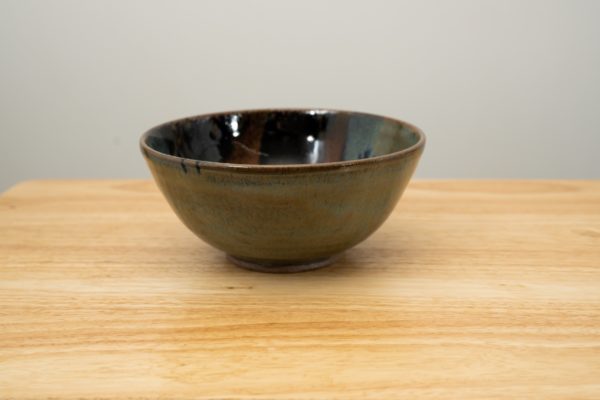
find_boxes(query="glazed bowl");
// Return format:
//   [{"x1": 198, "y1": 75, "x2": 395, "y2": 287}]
[{"x1": 140, "y1": 109, "x2": 425, "y2": 273}]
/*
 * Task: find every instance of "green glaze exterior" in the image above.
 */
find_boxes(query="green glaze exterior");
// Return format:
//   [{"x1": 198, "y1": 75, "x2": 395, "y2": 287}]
[{"x1": 141, "y1": 109, "x2": 425, "y2": 272}]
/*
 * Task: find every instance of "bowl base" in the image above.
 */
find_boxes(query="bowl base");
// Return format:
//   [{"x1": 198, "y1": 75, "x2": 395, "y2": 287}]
[{"x1": 227, "y1": 254, "x2": 338, "y2": 273}]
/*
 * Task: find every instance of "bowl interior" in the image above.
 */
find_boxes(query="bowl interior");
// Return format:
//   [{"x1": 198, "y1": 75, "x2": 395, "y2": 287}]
[{"x1": 143, "y1": 110, "x2": 421, "y2": 165}]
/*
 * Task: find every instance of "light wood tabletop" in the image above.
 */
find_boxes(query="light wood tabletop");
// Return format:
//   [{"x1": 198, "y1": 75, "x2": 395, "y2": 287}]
[{"x1": 1, "y1": 180, "x2": 599, "y2": 399}]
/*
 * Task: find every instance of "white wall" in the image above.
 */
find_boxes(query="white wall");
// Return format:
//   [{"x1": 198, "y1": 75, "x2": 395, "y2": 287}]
[{"x1": 1, "y1": 0, "x2": 599, "y2": 191}]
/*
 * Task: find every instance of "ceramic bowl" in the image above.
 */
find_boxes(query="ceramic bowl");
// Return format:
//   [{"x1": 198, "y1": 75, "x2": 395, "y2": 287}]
[{"x1": 140, "y1": 109, "x2": 425, "y2": 273}]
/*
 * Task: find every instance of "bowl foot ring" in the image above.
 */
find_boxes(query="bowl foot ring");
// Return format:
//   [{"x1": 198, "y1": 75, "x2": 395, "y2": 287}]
[{"x1": 227, "y1": 254, "x2": 339, "y2": 273}]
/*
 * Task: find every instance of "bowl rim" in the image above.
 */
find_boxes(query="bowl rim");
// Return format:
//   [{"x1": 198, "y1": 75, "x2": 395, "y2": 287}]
[{"x1": 140, "y1": 108, "x2": 426, "y2": 173}]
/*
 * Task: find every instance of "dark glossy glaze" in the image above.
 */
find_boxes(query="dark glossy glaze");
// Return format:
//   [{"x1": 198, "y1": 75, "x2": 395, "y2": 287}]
[{"x1": 144, "y1": 110, "x2": 421, "y2": 166}]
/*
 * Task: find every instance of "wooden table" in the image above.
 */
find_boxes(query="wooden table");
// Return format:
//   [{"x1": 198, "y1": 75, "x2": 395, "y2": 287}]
[{"x1": 1, "y1": 180, "x2": 599, "y2": 399}]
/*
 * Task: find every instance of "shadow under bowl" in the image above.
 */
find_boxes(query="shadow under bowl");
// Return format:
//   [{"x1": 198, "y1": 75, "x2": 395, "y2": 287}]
[{"x1": 140, "y1": 108, "x2": 425, "y2": 273}]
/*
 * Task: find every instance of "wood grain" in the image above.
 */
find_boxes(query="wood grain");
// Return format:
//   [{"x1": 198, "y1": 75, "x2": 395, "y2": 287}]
[{"x1": 0, "y1": 180, "x2": 599, "y2": 399}]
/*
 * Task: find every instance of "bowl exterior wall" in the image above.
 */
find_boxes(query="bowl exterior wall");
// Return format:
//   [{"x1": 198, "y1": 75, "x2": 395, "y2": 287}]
[{"x1": 143, "y1": 148, "x2": 423, "y2": 265}]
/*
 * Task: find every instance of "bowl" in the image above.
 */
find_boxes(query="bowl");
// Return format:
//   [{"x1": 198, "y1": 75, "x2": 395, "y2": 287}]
[{"x1": 140, "y1": 109, "x2": 425, "y2": 273}]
